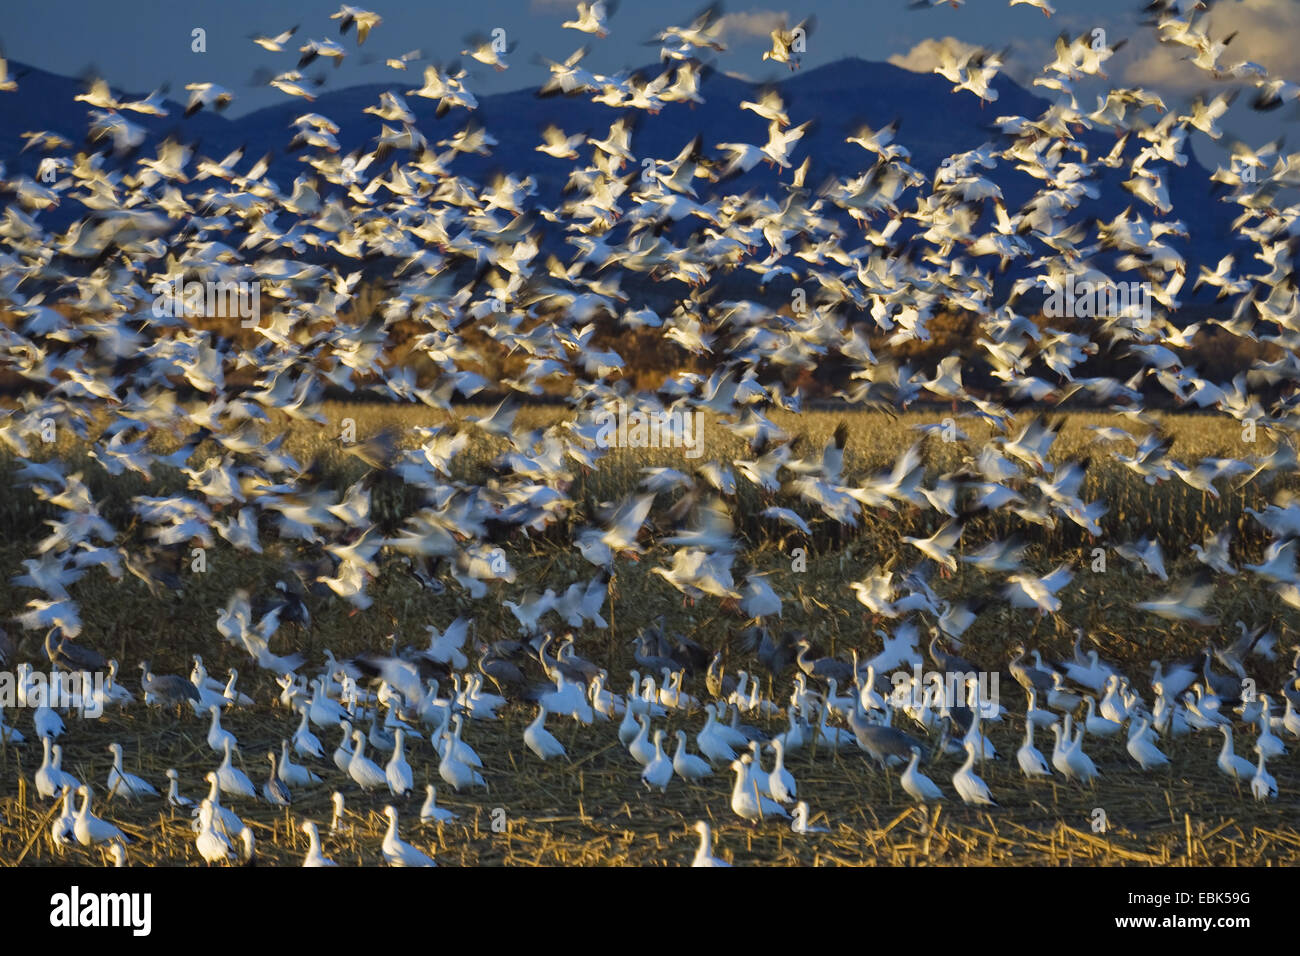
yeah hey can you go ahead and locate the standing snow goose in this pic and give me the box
[1217,725,1255,781]
[199,773,245,836]
[386,728,414,796]
[902,746,945,803]
[628,716,656,766]
[207,705,238,755]
[1250,746,1277,801]
[1017,720,1052,778]
[1083,696,1123,737]
[642,730,674,792]
[194,800,234,864]
[278,740,321,787]
[382,806,436,866]
[767,738,797,802]
[691,820,731,867]
[524,705,566,761]
[262,752,292,807]
[165,769,193,810]
[952,740,997,806]
[1253,699,1286,758]
[420,784,457,824]
[36,737,79,799]
[215,739,258,800]
[730,756,789,823]
[51,786,76,850]
[672,730,712,783]
[301,821,338,867]
[1126,717,1169,770]
[106,743,158,800]
[347,729,388,791]
[438,731,486,791]
[333,721,354,773]
[74,786,130,846]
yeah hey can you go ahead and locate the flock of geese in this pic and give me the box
[1,0,1299,865]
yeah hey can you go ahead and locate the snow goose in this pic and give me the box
[382,806,436,866]
[1017,720,1052,778]
[386,728,414,796]
[262,752,292,807]
[199,773,244,836]
[194,799,234,864]
[166,769,193,810]
[642,730,674,792]
[524,705,566,761]
[628,716,656,766]
[952,740,997,806]
[51,786,76,850]
[1126,717,1169,770]
[106,743,158,800]
[292,706,324,759]
[672,730,712,783]
[617,703,640,747]
[215,739,257,800]
[1083,696,1123,737]
[301,821,338,867]
[333,721,354,773]
[767,738,796,802]
[33,704,64,741]
[206,705,238,755]
[420,784,457,824]
[36,737,79,799]
[347,730,388,791]
[1253,700,1286,758]
[438,731,486,791]
[278,740,321,787]
[330,791,350,835]
[73,786,130,846]
[1217,725,1254,781]
[729,756,789,823]
[691,821,731,867]
[1250,746,1277,801]
[901,747,944,803]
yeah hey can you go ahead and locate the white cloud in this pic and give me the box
[887,36,982,74]
[718,11,788,42]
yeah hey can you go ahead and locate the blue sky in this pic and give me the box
[4,0,1297,160]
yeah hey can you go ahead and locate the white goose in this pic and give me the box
[301,820,338,867]
[952,740,997,806]
[1250,746,1277,801]
[36,737,79,799]
[729,756,789,822]
[165,769,193,809]
[697,704,738,764]
[74,786,130,846]
[292,705,324,759]
[420,784,457,824]
[901,746,944,803]
[382,806,436,866]
[206,705,237,755]
[691,820,731,867]
[1016,720,1052,778]
[386,728,414,796]
[278,739,321,787]
[438,731,486,791]
[767,738,797,802]
[641,729,674,792]
[106,743,159,800]
[347,729,388,791]
[1125,717,1169,770]
[215,739,257,800]
[1217,725,1254,781]
[524,705,566,761]
[194,799,234,864]
[672,730,712,783]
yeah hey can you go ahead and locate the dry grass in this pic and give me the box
[0,407,1297,866]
